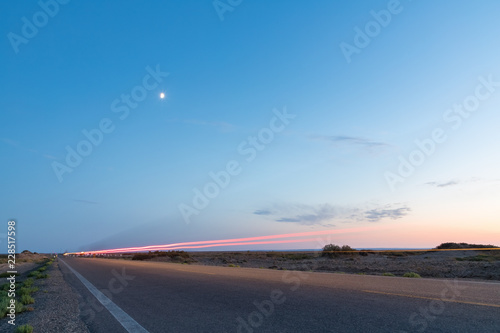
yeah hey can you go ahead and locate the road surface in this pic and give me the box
[59,257,500,332]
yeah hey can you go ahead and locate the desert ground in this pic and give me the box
[111,247,500,281]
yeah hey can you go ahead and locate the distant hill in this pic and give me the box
[436,242,499,249]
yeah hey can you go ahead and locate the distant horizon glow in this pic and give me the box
[66,226,387,255]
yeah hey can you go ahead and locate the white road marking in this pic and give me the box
[60,258,149,333]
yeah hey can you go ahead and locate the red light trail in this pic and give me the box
[65,226,384,255]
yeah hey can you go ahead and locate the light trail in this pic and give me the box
[65,226,383,255]
[127,238,319,251]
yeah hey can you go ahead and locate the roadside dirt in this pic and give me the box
[0,257,89,333]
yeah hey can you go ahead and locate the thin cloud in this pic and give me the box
[1,138,20,147]
[426,178,500,188]
[311,135,391,149]
[425,180,459,188]
[43,154,59,160]
[364,206,411,222]
[253,209,272,215]
[275,205,336,226]
[256,202,410,226]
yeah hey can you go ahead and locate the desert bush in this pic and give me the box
[403,272,421,278]
[322,244,355,258]
[165,251,190,259]
[0,297,8,318]
[0,272,19,278]
[131,254,153,260]
[382,272,395,276]
[20,294,34,305]
[18,287,38,296]
[23,278,34,287]
[15,324,34,333]
[28,271,40,278]
[341,245,355,252]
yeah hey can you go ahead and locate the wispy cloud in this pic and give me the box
[275,204,338,226]
[1,137,20,147]
[254,202,410,226]
[364,206,411,222]
[311,135,391,149]
[2,138,60,160]
[253,209,272,215]
[426,178,500,188]
[43,154,59,160]
[425,180,459,188]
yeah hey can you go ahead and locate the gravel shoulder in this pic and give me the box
[0,258,89,333]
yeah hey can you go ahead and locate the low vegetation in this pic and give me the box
[0,257,53,319]
[436,242,499,249]
[15,324,34,333]
[322,244,356,258]
[403,272,421,278]
[132,250,191,261]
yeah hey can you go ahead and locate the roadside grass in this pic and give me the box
[23,278,34,287]
[20,294,34,305]
[19,286,38,296]
[27,271,39,278]
[15,324,34,333]
[0,272,20,278]
[0,298,9,317]
[0,259,52,318]
[0,277,37,318]
[403,272,422,278]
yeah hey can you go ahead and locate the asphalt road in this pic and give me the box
[58,257,500,333]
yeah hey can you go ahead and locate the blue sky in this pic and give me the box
[1,0,499,253]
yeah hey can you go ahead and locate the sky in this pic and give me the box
[1,0,499,253]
